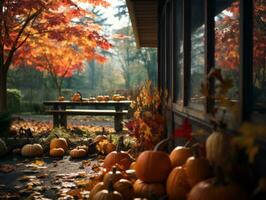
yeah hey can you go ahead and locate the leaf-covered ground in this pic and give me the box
[0,116,135,200]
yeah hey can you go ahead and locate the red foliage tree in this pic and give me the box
[0,0,111,112]
[215,0,266,78]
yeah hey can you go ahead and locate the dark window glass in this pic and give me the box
[189,0,205,110]
[174,0,184,104]
[253,0,266,110]
[215,0,240,101]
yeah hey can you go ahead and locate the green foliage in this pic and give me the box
[7,89,22,113]
[20,101,44,114]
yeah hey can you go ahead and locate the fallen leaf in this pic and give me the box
[0,164,16,173]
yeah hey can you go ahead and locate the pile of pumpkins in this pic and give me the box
[94,130,247,200]
[19,134,117,159]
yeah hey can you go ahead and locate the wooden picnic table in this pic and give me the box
[43,100,132,132]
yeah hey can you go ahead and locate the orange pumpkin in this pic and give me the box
[90,182,106,199]
[70,148,87,158]
[103,167,123,187]
[50,137,68,151]
[58,96,65,101]
[169,146,193,167]
[114,179,134,200]
[184,145,211,187]
[103,138,132,171]
[93,187,123,200]
[133,179,166,199]
[103,95,110,101]
[187,178,248,200]
[135,139,172,183]
[21,144,43,157]
[96,95,104,101]
[166,167,190,200]
[71,92,82,101]
[50,148,65,157]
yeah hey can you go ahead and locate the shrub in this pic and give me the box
[7,89,22,113]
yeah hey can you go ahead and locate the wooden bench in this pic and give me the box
[43,100,132,132]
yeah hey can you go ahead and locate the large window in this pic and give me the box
[253,0,266,110]
[158,0,265,123]
[215,0,240,101]
[189,0,205,110]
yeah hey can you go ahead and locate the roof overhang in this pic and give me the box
[126,0,157,48]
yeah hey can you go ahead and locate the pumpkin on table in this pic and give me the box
[133,179,166,199]
[114,179,134,200]
[169,146,193,167]
[71,92,82,101]
[50,136,68,151]
[166,167,190,200]
[96,95,104,101]
[184,144,211,187]
[58,96,65,101]
[21,144,43,157]
[103,95,110,101]
[50,147,65,157]
[0,138,8,157]
[135,138,172,183]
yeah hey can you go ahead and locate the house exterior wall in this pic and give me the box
[157,0,265,139]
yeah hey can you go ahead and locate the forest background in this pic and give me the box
[6,0,157,114]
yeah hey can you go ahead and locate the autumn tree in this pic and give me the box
[0,0,111,112]
[215,0,266,85]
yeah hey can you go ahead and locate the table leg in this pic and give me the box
[53,114,60,127]
[53,105,59,127]
[114,114,123,132]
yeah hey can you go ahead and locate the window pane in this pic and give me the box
[253,0,266,110]
[189,0,205,110]
[175,0,184,104]
[215,0,240,101]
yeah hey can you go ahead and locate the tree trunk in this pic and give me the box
[0,69,7,112]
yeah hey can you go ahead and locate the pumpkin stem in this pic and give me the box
[112,166,117,174]
[154,137,171,151]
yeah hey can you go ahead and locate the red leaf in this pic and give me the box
[173,118,192,140]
